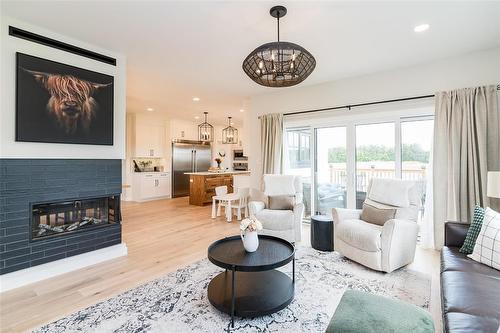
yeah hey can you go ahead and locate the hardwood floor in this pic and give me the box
[0,197,442,333]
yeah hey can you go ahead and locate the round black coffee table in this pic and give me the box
[207,235,295,327]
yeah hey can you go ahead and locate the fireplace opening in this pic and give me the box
[31,195,121,241]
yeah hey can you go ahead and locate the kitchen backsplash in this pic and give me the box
[133,158,165,172]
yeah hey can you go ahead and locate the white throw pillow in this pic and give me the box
[468,207,500,270]
[368,179,414,207]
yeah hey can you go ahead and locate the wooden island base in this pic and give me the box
[187,172,250,206]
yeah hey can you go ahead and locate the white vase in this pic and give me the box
[241,230,259,252]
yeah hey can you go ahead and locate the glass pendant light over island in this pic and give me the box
[222,117,238,144]
[198,111,214,142]
[242,5,316,88]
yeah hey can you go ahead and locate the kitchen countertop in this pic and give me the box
[133,171,170,173]
[184,171,250,176]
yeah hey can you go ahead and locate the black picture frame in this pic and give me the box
[16,52,114,145]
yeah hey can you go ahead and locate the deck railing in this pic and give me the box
[329,165,427,192]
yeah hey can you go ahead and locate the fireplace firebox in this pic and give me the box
[31,195,121,241]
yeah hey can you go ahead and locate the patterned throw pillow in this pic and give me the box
[459,205,485,254]
[468,207,500,270]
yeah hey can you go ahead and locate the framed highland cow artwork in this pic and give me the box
[16,52,114,145]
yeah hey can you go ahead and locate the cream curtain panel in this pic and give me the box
[260,113,284,175]
[433,85,500,249]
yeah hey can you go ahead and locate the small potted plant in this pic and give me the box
[240,217,263,252]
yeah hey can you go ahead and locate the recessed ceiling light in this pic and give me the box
[192,97,200,102]
[414,24,430,33]
[146,107,154,112]
[240,109,245,112]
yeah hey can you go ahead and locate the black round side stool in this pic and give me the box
[310,215,334,251]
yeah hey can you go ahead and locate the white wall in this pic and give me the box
[0,16,126,159]
[247,47,500,187]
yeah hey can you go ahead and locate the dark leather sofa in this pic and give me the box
[441,222,500,332]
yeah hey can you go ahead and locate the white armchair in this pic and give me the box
[248,175,304,243]
[333,178,421,273]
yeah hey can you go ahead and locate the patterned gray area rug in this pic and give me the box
[33,246,431,333]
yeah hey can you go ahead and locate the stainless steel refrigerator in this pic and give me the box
[172,139,212,197]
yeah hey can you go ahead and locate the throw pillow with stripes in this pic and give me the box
[468,207,500,270]
[459,205,485,254]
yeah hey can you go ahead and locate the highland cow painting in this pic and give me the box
[16,53,114,145]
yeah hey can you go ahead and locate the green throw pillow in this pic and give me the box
[459,205,485,254]
[326,290,434,333]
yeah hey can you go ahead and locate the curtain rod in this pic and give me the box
[278,85,500,117]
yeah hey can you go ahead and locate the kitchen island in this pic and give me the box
[185,171,250,206]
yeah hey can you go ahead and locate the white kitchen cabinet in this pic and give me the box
[133,172,171,201]
[170,119,199,141]
[131,115,166,158]
[139,173,157,200]
[155,173,170,197]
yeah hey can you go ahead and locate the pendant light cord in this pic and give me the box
[277,15,280,42]
[277,14,281,70]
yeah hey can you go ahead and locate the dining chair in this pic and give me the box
[212,185,229,219]
[212,186,250,222]
[229,187,250,221]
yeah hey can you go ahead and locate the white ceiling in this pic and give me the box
[2,1,500,125]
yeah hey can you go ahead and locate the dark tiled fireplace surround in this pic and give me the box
[0,159,122,275]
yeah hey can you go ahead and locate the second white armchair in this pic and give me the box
[332,178,421,273]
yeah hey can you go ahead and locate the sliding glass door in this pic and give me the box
[401,119,434,220]
[283,101,435,224]
[285,115,434,220]
[285,128,312,219]
[355,122,396,208]
[315,127,347,215]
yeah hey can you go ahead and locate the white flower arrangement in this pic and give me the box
[240,217,263,233]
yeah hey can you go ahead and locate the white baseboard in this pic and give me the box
[0,243,128,293]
